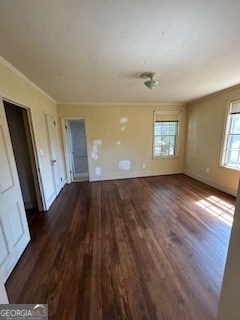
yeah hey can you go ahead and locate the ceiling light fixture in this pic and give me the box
[140,72,159,89]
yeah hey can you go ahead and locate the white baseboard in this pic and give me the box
[184,170,237,196]
[89,170,183,182]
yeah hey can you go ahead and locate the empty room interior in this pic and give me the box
[1,1,240,319]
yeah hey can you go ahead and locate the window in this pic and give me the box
[153,111,180,158]
[221,100,240,169]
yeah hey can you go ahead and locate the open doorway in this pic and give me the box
[3,100,45,219]
[63,119,89,182]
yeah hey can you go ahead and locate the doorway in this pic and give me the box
[3,100,45,213]
[64,119,89,182]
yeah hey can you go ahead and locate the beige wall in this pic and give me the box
[57,103,187,181]
[185,86,240,196]
[0,58,63,209]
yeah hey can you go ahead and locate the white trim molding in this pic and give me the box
[0,56,56,103]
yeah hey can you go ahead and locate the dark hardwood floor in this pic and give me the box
[6,174,235,320]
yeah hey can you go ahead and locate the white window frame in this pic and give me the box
[221,100,240,170]
[153,111,181,159]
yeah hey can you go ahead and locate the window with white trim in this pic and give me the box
[153,111,180,158]
[221,100,240,169]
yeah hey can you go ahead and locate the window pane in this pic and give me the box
[153,119,179,157]
[225,149,240,167]
[161,123,169,135]
[154,123,162,135]
[154,135,176,156]
[169,122,177,134]
[154,146,161,156]
[154,136,162,146]
[222,104,240,170]
[169,136,176,155]
[231,114,240,134]
[162,136,170,155]
[227,134,240,150]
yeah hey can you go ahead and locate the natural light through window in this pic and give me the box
[153,111,180,158]
[196,195,235,226]
[221,100,240,169]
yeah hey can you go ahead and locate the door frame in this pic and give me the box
[3,97,46,211]
[61,117,90,183]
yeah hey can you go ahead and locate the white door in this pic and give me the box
[0,99,30,282]
[45,114,62,195]
[0,273,8,303]
[69,120,88,180]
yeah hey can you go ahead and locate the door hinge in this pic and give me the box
[65,125,67,130]
[54,121,56,126]
[70,170,72,174]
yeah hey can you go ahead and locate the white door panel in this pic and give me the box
[0,273,8,303]
[0,99,30,282]
[0,223,8,267]
[45,114,62,196]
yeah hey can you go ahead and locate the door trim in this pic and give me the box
[0,97,31,285]
[61,117,90,183]
[2,97,46,211]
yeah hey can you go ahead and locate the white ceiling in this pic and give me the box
[1,0,240,104]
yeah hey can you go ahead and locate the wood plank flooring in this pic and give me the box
[6,174,235,320]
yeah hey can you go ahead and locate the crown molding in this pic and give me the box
[0,56,56,104]
[187,83,240,105]
[57,101,186,107]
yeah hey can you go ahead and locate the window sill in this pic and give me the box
[153,155,179,159]
[220,164,240,172]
